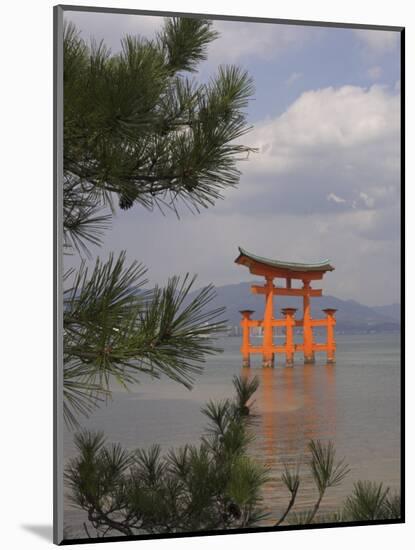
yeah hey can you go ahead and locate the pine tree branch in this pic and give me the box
[275,463,301,526]
[63,253,226,427]
[63,18,256,250]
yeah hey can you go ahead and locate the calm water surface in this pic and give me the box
[64,333,401,536]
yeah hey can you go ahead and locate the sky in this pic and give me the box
[63,10,402,307]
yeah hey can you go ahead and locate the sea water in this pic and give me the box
[63,333,401,535]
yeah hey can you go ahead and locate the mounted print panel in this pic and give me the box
[54,5,404,545]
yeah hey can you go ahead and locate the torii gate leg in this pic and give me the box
[282,307,296,366]
[323,308,337,364]
[303,280,315,364]
[263,277,275,367]
[240,310,254,367]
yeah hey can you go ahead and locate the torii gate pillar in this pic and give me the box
[263,277,275,367]
[302,280,315,364]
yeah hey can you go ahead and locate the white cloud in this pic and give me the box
[327,193,346,204]
[326,191,376,211]
[353,29,399,54]
[359,192,375,208]
[243,84,400,176]
[206,21,315,63]
[216,83,401,264]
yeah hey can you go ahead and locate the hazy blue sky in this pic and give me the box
[64,10,401,306]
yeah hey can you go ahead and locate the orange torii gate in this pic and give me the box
[235,247,337,367]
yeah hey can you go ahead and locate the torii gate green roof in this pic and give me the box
[235,247,334,273]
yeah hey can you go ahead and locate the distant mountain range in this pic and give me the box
[187,282,401,333]
[371,303,401,322]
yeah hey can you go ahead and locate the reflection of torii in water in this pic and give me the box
[235,247,337,367]
[242,364,337,523]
